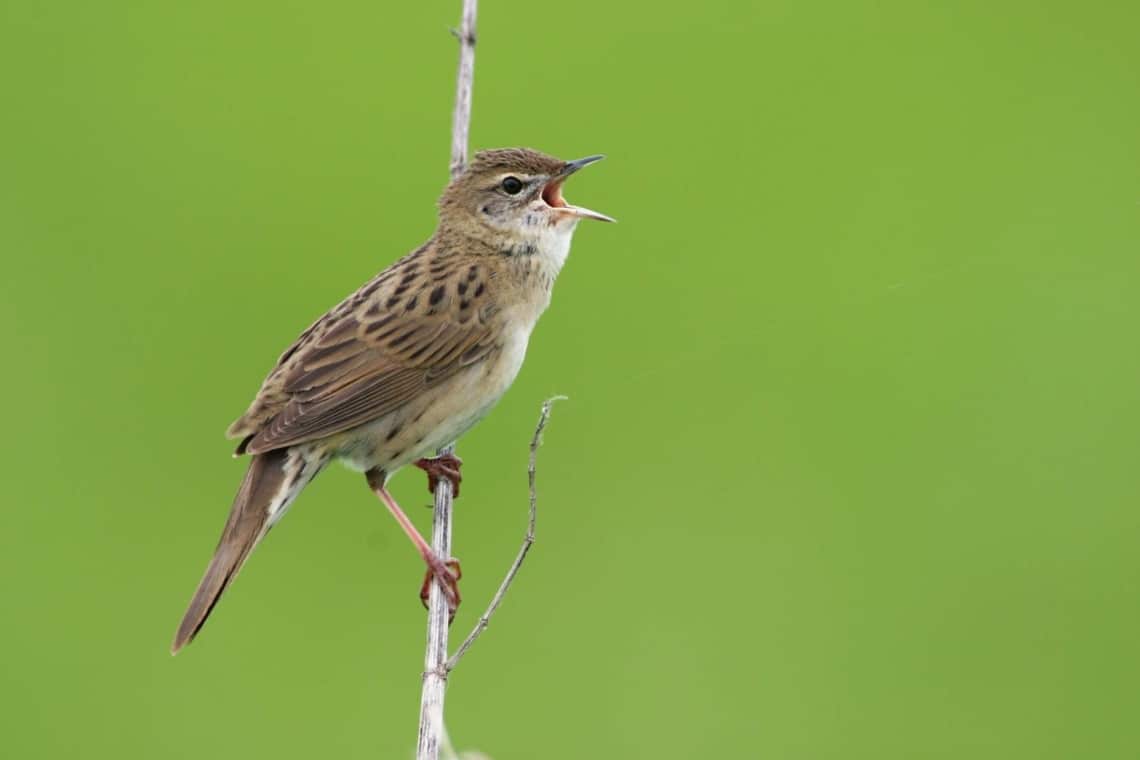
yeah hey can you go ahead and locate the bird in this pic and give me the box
[171,148,613,654]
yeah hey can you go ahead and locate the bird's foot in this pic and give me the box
[415,453,463,498]
[420,556,462,622]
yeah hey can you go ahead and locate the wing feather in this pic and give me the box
[232,250,500,455]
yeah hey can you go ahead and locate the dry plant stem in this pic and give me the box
[418,395,562,759]
[448,0,477,181]
[418,2,477,759]
[416,448,455,760]
[446,396,564,672]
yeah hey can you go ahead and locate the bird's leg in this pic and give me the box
[414,453,463,498]
[366,469,461,620]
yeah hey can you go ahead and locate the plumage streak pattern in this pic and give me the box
[228,244,499,454]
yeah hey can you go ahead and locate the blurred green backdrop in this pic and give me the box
[1,1,1137,758]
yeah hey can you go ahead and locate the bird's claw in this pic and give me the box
[415,453,463,498]
[420,556,462,622]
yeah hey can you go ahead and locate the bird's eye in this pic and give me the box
[501,176,523,195]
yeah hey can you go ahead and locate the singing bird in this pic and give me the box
[172,148,612,653]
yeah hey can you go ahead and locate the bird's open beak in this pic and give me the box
[542,155,616,223]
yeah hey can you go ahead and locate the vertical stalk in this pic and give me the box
[417,2,476,758]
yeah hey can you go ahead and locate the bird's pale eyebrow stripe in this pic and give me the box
[491,173,536,185]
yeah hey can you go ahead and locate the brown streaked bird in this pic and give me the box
[171,148,612,654]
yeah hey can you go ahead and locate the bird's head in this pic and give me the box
[439,148,614,245]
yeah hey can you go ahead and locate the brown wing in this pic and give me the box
[228,247,500,455]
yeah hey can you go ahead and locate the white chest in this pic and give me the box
[534,219,576,276]
[403,326,531,461]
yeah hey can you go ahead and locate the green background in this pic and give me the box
[1,1,1137,757]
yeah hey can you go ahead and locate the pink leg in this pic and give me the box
[366,469,461,617]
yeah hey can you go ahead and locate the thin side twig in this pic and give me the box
[446,396,566,672]
[417,2,477,759]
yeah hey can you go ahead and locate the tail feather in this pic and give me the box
[172,449,297,654]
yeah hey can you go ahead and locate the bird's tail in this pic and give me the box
[171,448,318,654]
